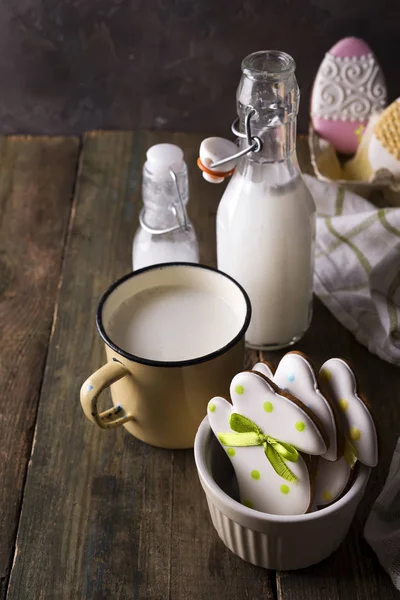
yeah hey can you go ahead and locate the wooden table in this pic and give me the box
[1,131,399,600]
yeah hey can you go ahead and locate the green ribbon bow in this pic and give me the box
[343,437,358,469]
[218,413,299,483]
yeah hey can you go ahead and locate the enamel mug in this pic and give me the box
[80,263,251,449]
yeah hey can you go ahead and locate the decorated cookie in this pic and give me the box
[311,37,387,155]
[252,361,274,379]
[342,112,380,181]
[368,98,400,178]
[272,352,342,461]
[207,370,327,515]
[313,456,351,508]
[320,359,378,467]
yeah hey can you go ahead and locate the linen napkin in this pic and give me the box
[304,175,400,366]
[364,438,400,590]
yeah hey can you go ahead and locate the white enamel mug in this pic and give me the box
[80,263,251,449]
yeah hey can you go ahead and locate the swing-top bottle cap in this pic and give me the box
[198,137,238,183]
[145,143,185,176]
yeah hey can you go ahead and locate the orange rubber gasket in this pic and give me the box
[197,157,235,178]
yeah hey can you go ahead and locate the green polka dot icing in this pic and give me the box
[208,403,216,412]
[320,368,332,382]
[227,447,236,457]
[295,421,305,432]
[243,499,253,508]
[350,427,361,441]
[287,373,295,382]
[207,368,327,514]
[322,490,332,502]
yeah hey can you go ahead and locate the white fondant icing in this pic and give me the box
[252,362,274,379]
[207,393,312,515]
[319,358,378,467]
[314,456,351,507]
[311,52,386,122]
[230,372,327,456]
[272,353,339,461]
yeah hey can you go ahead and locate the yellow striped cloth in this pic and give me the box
[305,175,400,366]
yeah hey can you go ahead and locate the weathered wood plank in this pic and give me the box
[9,130,398,600]
[0,135,79,599]
[6,131,271,600]
[261,297,400,599]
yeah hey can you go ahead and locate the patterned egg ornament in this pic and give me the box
[368,98,400,178]
[311,37,387,155]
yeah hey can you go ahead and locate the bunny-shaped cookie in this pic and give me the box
[208,370,327,515]
[311,358,378,509]
[320,358,378,468]
[254,354,351,508]
[252,361,274,379]
[272,352,343,461]
[313,456,351,507]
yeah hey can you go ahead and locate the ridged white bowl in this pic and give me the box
[194,416,370,570]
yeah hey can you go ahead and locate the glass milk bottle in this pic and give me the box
[216,51,315,349]
[133,144,199,270]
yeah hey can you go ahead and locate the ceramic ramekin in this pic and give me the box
[194,416,370,570]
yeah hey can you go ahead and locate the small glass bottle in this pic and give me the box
[133,144,199,270]
[216,51,316,350]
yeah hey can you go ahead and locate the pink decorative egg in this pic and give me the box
[311,37,387,155]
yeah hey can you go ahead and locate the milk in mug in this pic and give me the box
[108,285,243,362]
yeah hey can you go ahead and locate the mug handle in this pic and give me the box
[80,361,134,429]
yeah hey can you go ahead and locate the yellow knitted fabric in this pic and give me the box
[373,101,400,160]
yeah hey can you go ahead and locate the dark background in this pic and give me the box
[1,0,399,135]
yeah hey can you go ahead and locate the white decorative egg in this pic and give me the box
[368,98,400,178]
[311,37,387,155]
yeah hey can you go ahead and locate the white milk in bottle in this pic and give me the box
[216,51,316,349]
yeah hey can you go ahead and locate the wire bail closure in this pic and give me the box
[139,168,190,235]
[210,108,263,169]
